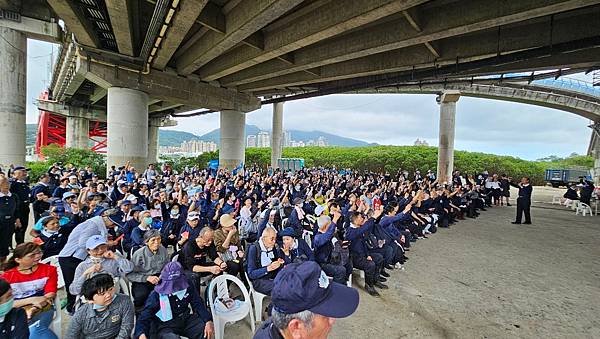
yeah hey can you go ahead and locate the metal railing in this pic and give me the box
[532,77,600,97]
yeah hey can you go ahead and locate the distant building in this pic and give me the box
[283,130,292,147]
[316,136,327,147]
[247,135,257,147]
[257,131,270,147]
[414,138,429,146]
[181,140,217,154]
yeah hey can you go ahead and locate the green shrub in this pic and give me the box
[28,145,592,186]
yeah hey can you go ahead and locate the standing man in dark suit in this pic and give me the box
[510,177,532,224]
[9,166,30,245]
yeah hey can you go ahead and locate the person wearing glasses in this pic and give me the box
[0,242,58,339]
[65,273,134,339]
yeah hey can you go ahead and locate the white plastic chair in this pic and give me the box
[551,195,562,204]
[575,202,594,216]
[48,294,62,338]
[40,255,65,289]
[244,271,268,323]
[302,230,313,248]
[352,268,365,287]
[208,274,255,339]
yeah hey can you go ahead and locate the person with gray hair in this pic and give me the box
[253,261,359,339]
[247,227,284,295]
[312,212,352,285]
[126,229,169,312]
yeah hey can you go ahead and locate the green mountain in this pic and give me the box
[26,123,372,147]
[195,124,371,147]
[159,130,200,147]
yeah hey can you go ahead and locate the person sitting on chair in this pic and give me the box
[134,262,214,339]
[69,235,134,296]
[126,230,169,313]
[246,227,284,296]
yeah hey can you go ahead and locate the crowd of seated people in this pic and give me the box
[0,161,511,338]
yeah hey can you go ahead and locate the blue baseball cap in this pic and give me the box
[86,234,107,250]
[278,227,296,238]
[271,261,359,318]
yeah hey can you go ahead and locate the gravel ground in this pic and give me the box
[57,186,600,339]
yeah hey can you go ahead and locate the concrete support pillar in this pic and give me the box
[271,102,284,168]
[147,122,159,166]
[66,116,89,149]
[0,27,27,168]
[594,148,600,186]
[107,87,148,172]
[219,110,245,171]
[436,91,461,184]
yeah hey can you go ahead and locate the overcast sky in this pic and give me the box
[28,40,595,161]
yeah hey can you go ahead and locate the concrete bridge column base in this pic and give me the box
[0,27,27,168]
[66,116,89,149]
[437,91,461,185]
[271,102,284,168]
[219,110,245,171]
[107,87,148,174]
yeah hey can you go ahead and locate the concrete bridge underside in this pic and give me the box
[359,82,600,122]
[2,0,600,174]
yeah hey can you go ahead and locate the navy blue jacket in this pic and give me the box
[246,242,282,281]
[134,283,212,338]
[379,213,410,239]
[278,238,314,264]
[345,218,376,257]
[312,221,337,264]
[0,308,28,339]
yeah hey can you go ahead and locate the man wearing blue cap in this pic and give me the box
[253,261,359,339]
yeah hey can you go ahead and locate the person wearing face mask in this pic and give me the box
[69,235,134,296]
[130,211,153,254]
[66,273,134,339]
[58,209,125,314]
[177,211,201,247]
[161,204,185,250]
[0,277,29,339]
[1,242,58,339]
[33,216,69,259]
[120,205,144,257]
[127,230,169,313]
